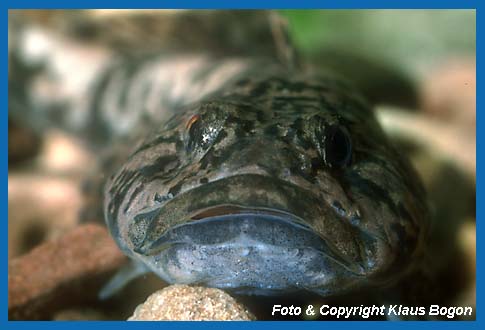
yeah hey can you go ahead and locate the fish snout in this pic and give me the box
[216,137,314,180]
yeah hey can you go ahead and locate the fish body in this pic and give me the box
[9,10,431,301]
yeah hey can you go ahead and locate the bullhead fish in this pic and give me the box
[9,10,432,309]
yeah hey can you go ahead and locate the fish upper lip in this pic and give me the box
[189,204,310,226]
[159,173,327,225]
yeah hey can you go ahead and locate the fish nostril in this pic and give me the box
[332,201,347,217]
[282,168,291,177]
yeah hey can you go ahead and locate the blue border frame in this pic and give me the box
[2,0,480,9]
[3,0,479,328]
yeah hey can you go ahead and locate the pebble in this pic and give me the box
[129,285,255,321]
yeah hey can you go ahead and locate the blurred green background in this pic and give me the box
[280,10,475,80]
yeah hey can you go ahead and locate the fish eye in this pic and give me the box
[323,125,352,168]
[186,113,223,152]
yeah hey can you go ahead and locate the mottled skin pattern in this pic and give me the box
[105,69,429,296]
[9,10,431,304]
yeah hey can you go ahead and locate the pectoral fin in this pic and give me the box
[98,259,150,300]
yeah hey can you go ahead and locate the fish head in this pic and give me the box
[105,75,429,296]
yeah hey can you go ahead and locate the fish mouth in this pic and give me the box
[138,204,365,295]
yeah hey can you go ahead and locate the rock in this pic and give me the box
[8,129,98,257]
[129,285,255,321]
[420,58,476,130]
[37,130,95,175]
[8,174,84,258]
[376,106,476,179]
[8,117,41,166]
[453,221,476,320]
[8,224,127,320]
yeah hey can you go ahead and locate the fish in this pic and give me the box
[9,10,431,305]
[102,68,430,296]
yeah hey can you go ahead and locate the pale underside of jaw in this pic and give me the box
[139,210,364,295]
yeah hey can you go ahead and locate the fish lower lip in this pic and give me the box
[137,212,364,290]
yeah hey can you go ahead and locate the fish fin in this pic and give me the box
[98,260,150,300]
